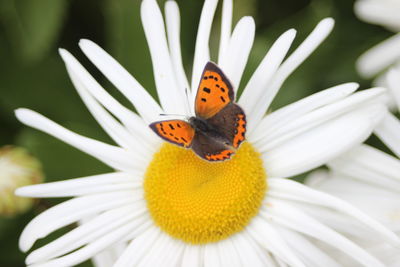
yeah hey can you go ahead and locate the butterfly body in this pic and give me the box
[149,62,246,161]
[188,116,231,146]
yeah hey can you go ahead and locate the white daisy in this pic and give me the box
[15,0,399,266]
[355,0,400,78]
[306,67,400,266]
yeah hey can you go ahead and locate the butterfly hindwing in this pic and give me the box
[207,103,246,148]
[149,120,195,147]
[195,62,235,119]
[191,131,235,161]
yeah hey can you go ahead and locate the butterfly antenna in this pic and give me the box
[159,113,187,117]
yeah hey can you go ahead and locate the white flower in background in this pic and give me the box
[355,0,400,79]
[0,146,43,216]
[306,67,400,266]
[14,0,399,266]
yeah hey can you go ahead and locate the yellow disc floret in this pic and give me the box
[144,142,266,244]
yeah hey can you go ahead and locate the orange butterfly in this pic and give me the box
[149,62,246,161]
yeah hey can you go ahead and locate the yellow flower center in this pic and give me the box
[144,142,267,244]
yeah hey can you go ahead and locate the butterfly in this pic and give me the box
[149,61,246,162]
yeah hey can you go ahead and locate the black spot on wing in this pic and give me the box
[203,87,211,93]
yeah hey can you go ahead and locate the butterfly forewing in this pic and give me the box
[195,62,235,119]
[150,120,195,147]
[207,103,246,149]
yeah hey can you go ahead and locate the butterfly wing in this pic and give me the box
[191,131,235,161]
[195,62,235,119]
[149,120,195,147]
[207,103,246,148]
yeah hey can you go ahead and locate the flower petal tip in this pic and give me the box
[241,16,255,24]
[78,38,92,48]
[14,187,25,197]
[320,17,335,27]
[25,254,36,265]
[14,108,31,123]
[286,28,297,37]
[58,48,71,62]
[19,239,31,253]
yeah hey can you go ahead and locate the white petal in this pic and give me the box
[137,234,170,267]
[243,232,281,266]
[231,233,266,267]
[356,33,400,78]
[249,18,334,126]
[113,227,161,267]
[354,0,400,31]
[16,172,143,198]
[263,104,386,178]
[204,243,221,267]
[141,0,187,115]
[220,16,255,91]
[303,169,330,187]
[191,0,218,95]
[181,245,202,267]
[247,217,306,267]
[58,48,157,150]
[274,226,341,267]
[374,112,400,157]
[387,68,400,112]
[239,29,297,129]
[293,202,373,241]
[119,214,153,243]
[256,88,385,152]
[263,199,386,267]
[217,238,242,267]
[165,1,192,115]
[91,242,126,267]
[249,82,358,142]
[218,0,232,64]
[15,109,142,172]
[26,204,146,264]
[268,178,400,245]
[78,39,162,123]
[328,144,400,191]
[28,216,138,267]
[162,239,185,267]
[309,175,400,231]
[65,63,150,160]
[19,191,138,252]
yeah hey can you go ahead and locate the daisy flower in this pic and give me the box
[355,0,400,78]
[305,67,400,266]
[15,0,399,266]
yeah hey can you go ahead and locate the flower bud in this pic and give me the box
[0,146,44,216]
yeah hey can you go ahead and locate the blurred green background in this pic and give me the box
[0,0,392,266]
